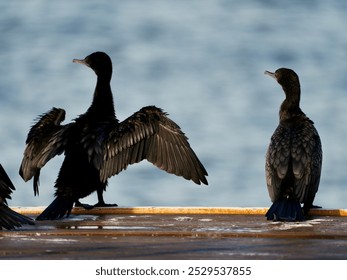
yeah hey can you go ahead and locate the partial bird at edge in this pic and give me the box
[0,164,34,230]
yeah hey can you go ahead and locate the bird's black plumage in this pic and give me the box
[19,51,208,220]
[264,68,322,221]
[0,164,34,230]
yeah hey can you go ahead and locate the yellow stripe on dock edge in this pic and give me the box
[10,206,347,216]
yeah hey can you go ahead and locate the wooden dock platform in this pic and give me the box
[1,207,347,259]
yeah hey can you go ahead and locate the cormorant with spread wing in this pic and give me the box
[0,164,34,229]
[264,68,322,221]
[19,51,208,220]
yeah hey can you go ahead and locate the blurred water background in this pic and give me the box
[1,0,347,209]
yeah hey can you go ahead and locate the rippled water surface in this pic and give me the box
[1,1,347,209]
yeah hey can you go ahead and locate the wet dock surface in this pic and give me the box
[1,207,347,259]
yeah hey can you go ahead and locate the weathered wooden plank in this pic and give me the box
[1,209,347,259]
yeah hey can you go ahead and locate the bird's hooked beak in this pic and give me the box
[72,58,90,68]
[264,70,276,79]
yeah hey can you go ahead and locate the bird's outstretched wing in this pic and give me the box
[100,106,208,185]
[0,164,34,230]
[19,107,71,195]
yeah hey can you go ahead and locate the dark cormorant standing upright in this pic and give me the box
[19,51,208,220]
[264,68,322,221]
[0,164,34,230]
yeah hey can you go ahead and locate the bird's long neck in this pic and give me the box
[87,75,116,121]
[279,83,302,122]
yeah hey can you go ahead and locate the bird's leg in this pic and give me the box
[93,189,118,207]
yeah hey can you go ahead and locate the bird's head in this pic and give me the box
[264,68,300,90]
[73,51,112,78]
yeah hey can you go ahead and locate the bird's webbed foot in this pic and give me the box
[74,200,95,210]
[93,202,118,208]
[74,200,118,210]
[95,189,118,207]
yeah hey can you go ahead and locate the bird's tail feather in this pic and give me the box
[36,197,74,220]
[266,199,305,221]
[0,204,34,230]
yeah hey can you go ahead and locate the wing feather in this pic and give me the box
[100,106,208,185]
[19,108,70,195]
[266,125,291,201]
[291,123,322,203]
[266,119,322,204]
